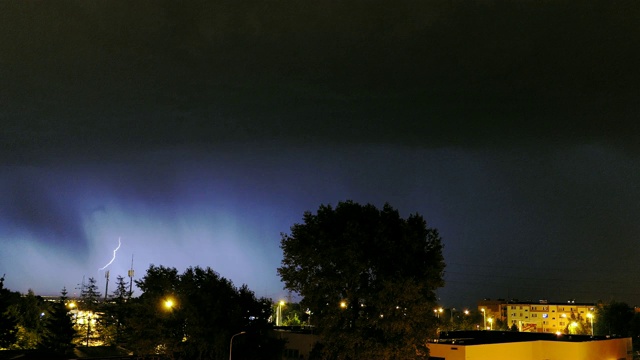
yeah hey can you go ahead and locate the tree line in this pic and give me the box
[6,201,640,359]
[0,268,283,359]
[3,201,448,359]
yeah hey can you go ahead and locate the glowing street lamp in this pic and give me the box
[276,300,285,326]
[434,307,443,319]
[570,321,578,334]
[164,299,174,310]
[481,308,486,329]
[488,317,493,330]
[586,313,594,336]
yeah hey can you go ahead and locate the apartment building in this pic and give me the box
[478,299,595,334]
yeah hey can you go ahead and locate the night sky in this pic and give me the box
[1,1,639,309]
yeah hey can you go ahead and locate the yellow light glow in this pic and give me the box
[340,301,347,308]
[279,300,285,306]
[164,299,174,309]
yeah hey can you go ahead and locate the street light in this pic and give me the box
[340,301,347,309]
[67,302,77,324]
[488,317,493,330]
[164,299,174,309]
[570,321,578,334]
[587,313,594,336]
[433,307,443,319]
[276,300,285,326]
[305,308,312,326]
[481,308,486,330]
[229,331,246,360]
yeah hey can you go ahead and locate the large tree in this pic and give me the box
[278,201,445,359]
[39,287,77,355]
[0,275,19,349]
[595,301,633,337]
[129,264,281,360]
[99,275,132,346]
[8,289,49,349]
[79,277,102,347]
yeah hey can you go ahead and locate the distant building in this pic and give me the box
[271,326,319,360]
[478,299,595,333]
[428,330,632,360]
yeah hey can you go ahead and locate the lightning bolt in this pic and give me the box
[99,237,121,271]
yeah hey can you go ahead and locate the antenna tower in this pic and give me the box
[127,254,134,298]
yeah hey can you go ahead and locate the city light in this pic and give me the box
[164,298,175,310]
[276,300,286,326]
[587,313,594,336]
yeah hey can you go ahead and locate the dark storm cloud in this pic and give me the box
[1,0,638,164]
[1,0,639,306]
[0,170,88,252]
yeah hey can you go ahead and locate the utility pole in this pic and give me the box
[127,254,134,298]
[104,270,110,301]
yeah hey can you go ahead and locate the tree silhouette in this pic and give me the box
[278,201,445,359]
[128,264,282,360]
[0,275,19,349]
[39,287,77,355]
[79,277,101,346]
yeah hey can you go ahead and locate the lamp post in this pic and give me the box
[305,308,312,326]
[587,313,594,336]
[229,331,246,360]
[86,311,91,347]
[481,308,486,330]
[433,307,443,319]
[488,317,493,330]
[276,300,285,326]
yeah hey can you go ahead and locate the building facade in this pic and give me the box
[478,299,595,334]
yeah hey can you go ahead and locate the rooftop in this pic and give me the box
[433,331,622,346]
